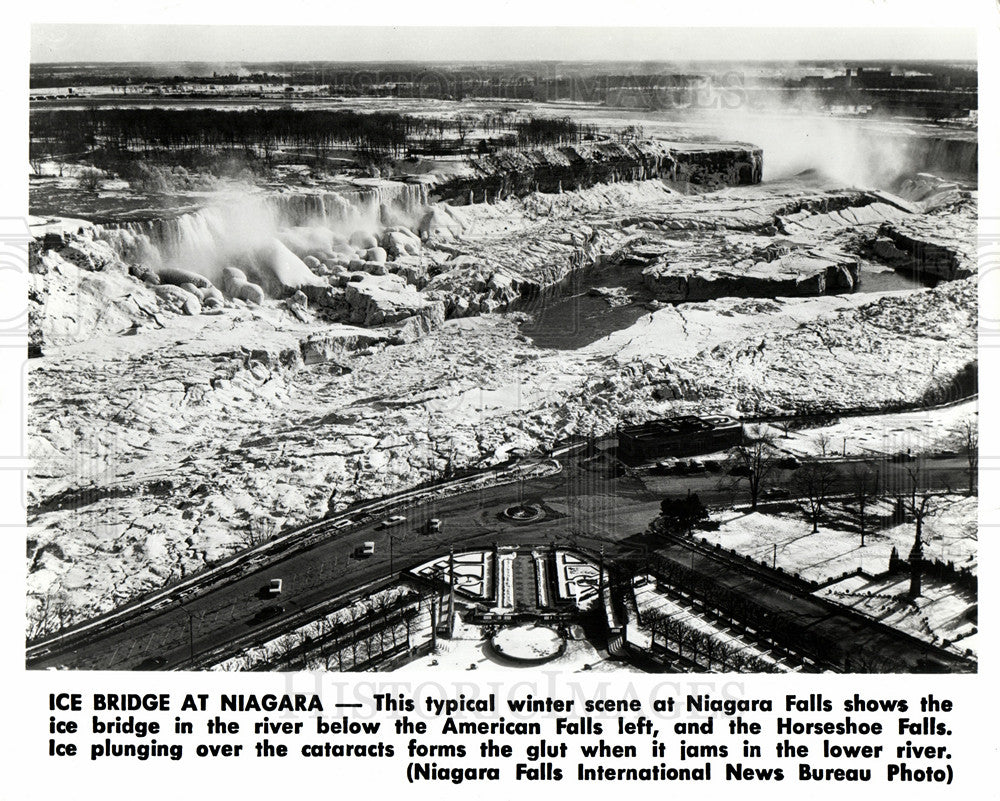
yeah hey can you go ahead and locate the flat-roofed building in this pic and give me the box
[617,414,742,459]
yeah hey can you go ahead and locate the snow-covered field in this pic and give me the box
[816,574,976,657]
[703,495,977,582]
[763,401,977,459]
[697,496,977,652]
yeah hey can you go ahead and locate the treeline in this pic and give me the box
[515,116,590,147]
[30,73,284,89]
[31,108,426,160]
[30,107,592,165]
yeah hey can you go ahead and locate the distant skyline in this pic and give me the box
[31,25,977,65]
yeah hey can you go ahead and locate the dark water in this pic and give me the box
[858,266,934,293]
[518,266,652,350]
[520,291,651,350]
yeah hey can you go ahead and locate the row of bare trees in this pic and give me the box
[728,419,977,544]
[644,609,783,672]
[32,108,427,160]
[221,590,426,672]
[640,554,903,672]
[646,555,830,665]
[32,107,595,167]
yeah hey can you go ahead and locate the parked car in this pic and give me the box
[380,515,407,529]
[250,605,285,625]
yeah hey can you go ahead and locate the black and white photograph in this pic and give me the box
[23,22,980,677]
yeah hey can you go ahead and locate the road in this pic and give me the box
[27,450,973,672]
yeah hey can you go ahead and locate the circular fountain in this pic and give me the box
[490,624,566,664]
[502,503,543,523]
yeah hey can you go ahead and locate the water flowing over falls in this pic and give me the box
[915,136,978,177]
[95,181,430,284]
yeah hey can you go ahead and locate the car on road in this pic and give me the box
[266,578,283,596]
[249,605,285,625]
[135,656,167,670]
[425,518,442,533]
[354,541,376,558]
[761,487,791,500]
[380,515,407,529]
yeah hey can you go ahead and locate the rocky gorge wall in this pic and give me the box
[427,139,764,204]
[873,219,975,281]
[642,250,861,303]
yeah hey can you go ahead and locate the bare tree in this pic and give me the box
[454,115,474,147]
[715,640,735,671]
[372,596,389,651]
[645,609,662,651]
[77,167,103,193]
[814,432,833,458]
[27,591,63,640]
[275,633,300,667]
[849,462,879,547]
[905,465,935,517]
[793,461,837,533]
[701,635,721,671]
[666,618,688,659]
[960,417,978,495]
[239,514,277,548]
[729,426,780,511]
[345,605,362,667]
[401,603,418,648]
[903,465,936,598]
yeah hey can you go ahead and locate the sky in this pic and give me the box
[31,25,977,65]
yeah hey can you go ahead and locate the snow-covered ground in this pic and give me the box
[397,611,633,673]
[27,177,978,631]
[816,573,976,657]
[632,579,794,671]
[703,495,977,583]
[763,401,977,458]
[696,496,977,653]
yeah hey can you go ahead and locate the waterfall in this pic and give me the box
[920,137,977,176]
[95,181,430,277]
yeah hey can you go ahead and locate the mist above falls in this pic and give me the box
[704,106,976,189]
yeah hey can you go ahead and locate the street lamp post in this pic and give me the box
[179,605,195,664]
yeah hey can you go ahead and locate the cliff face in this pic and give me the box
[874,219,975,281]
[642,250,861,303]
[428,140,763,204]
